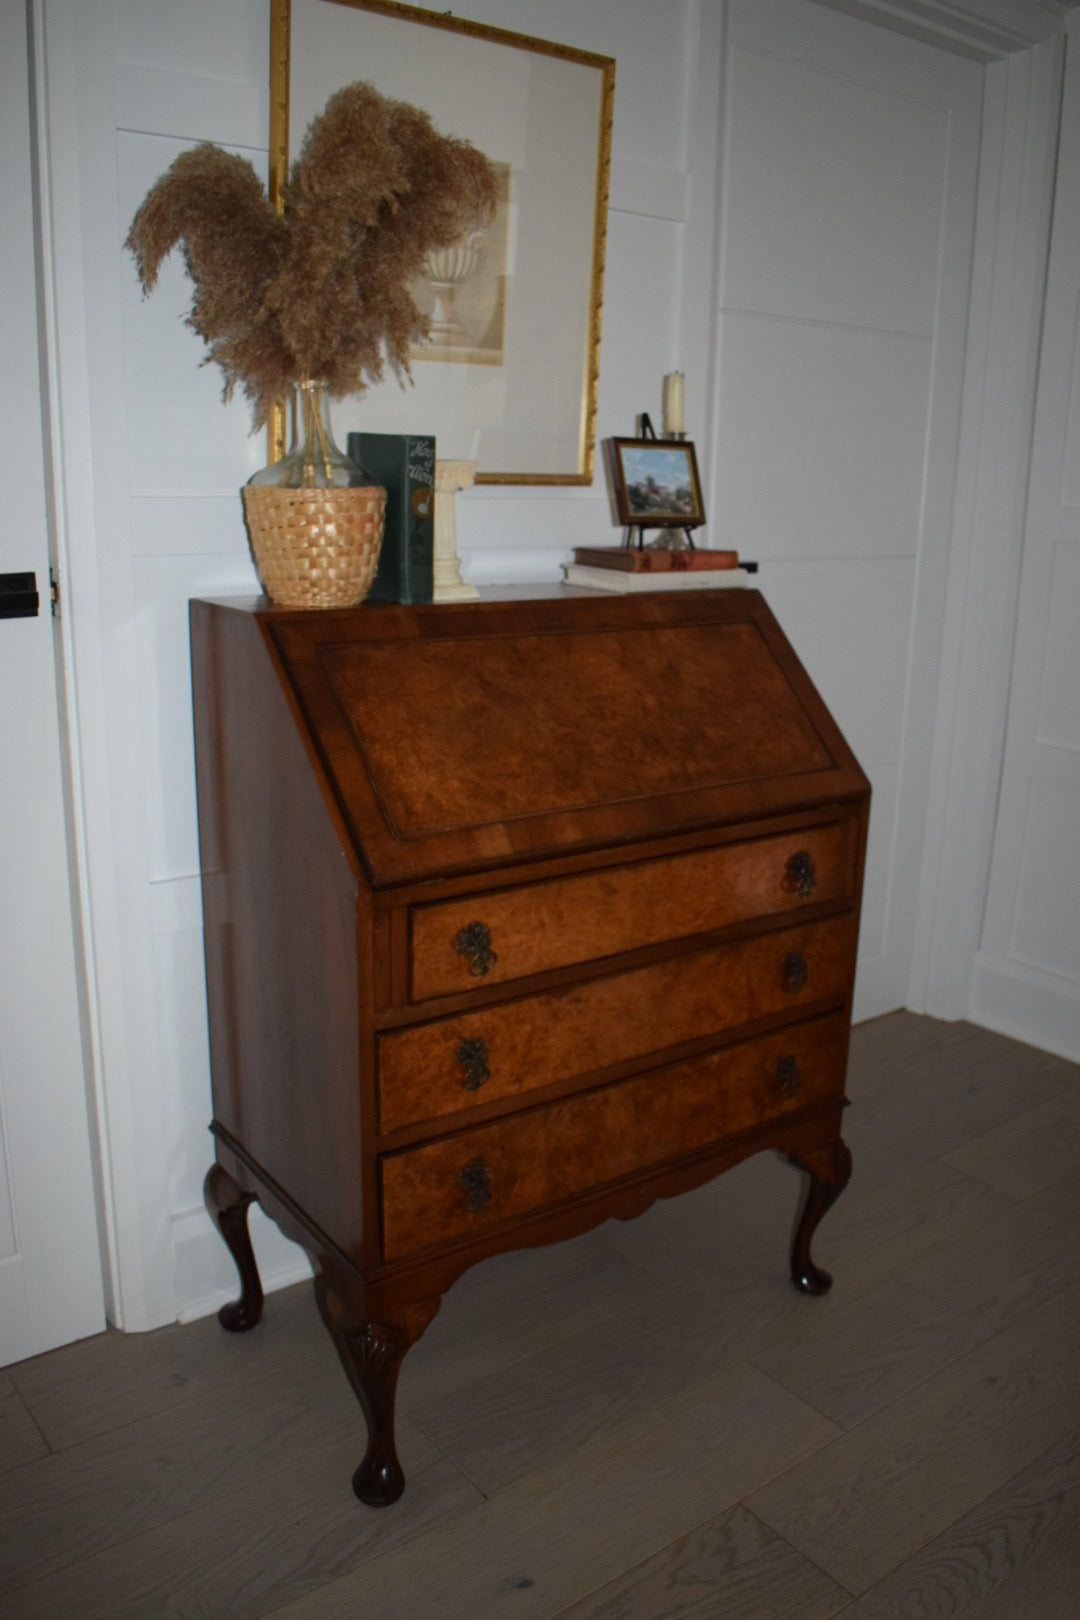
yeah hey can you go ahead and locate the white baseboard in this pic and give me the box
[970,952,1080,1063]
[172,1204,312,1326]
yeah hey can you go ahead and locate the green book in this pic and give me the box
[348,432,435,604]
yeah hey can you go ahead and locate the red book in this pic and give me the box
[573,546,739,574]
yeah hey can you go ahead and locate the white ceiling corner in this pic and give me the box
[809,0,1078,60]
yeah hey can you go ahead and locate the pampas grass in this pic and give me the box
[125,82,498,426]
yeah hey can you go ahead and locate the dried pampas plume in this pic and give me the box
[125,81,499,427]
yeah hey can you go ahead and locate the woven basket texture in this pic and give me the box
[242,484,387,609]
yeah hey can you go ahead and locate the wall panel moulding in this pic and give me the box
[812,0,1078,61]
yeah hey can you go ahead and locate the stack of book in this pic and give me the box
[564,547,751,593]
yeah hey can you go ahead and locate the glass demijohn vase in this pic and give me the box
[250,380,367,490]
[242,380,386,609]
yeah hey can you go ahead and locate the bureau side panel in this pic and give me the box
[191,601,368,1264]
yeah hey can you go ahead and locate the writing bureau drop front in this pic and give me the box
[191,586,869,1506]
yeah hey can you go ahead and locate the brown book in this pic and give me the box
[573,546,739,573]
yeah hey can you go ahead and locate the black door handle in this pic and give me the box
[0,573,39,619]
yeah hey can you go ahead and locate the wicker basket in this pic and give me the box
[242,483,387,609]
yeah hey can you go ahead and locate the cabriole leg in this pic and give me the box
[315,1276,440,1507]
[788,1138,852,1296]
[204,1162,264,1332]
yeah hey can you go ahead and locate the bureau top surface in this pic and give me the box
[193,588,869,887]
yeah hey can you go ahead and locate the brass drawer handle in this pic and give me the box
[782,951,808,994]
[776,1055,801,1099]
[459,1158,493,1213]
[453,921,497,978]
[457,1037,491,1092]
[785,851,817,900]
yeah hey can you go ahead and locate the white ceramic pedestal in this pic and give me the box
[433,458,480,603]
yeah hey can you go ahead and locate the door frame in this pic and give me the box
[0,0,105,1365]
[910,36,1066,1021]
[33,0,177,1333]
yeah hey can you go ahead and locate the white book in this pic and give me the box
[562,563,750,593]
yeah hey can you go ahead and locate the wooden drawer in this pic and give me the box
[409,821,854,1003]
[380,1012,848,1261]
[381,914,857,1135]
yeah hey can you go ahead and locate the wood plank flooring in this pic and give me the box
[2,1011,1078,1617]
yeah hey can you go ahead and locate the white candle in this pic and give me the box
[663,372,685,435]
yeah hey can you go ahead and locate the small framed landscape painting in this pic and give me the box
[608,438,706,529]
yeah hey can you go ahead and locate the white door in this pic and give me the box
[0,0,105,1365]
[974,19,1080,1061]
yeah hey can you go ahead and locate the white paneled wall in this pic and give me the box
[112,12,283,1316]
[43,0,716,1328]
[34,0,1073,1334]
[712,0,983,1021]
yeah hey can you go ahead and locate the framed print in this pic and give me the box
[608,438,706,529]
[270,0,615,484]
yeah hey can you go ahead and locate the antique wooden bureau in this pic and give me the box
[191,586,869,1505]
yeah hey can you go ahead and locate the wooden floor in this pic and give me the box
[2,1011,1079,1618]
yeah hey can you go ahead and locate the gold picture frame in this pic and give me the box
[269,0,615,485]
